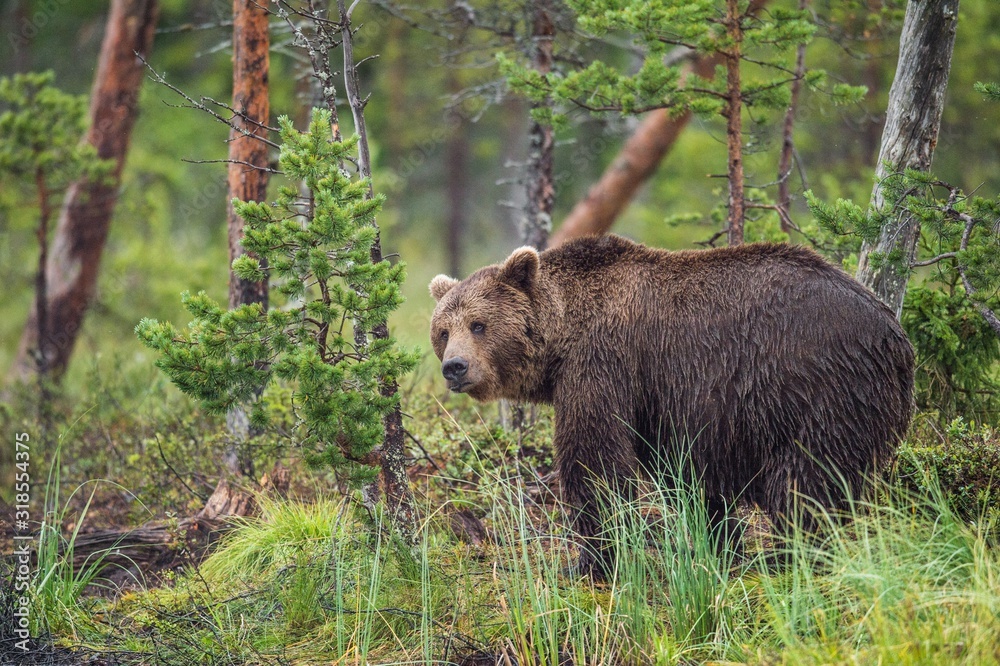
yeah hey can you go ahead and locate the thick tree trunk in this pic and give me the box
[549,0,768,247]
[226,0,270,312]
[224,0,271,472]
[522,0,556,251]
[12,0,158,381]
[856,0,959,318]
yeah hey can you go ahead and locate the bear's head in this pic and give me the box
[429,247,544,402]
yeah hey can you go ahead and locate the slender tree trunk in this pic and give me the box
[501,0,556,432]
[777,0,808,233]
[224,0,271,475]
[549,0,769,247]
[12,0,158,381]
[445,69,468,278]
[338,0,419,547]
[856,0,959,318]
[522,0,556,251]
[385,18,408,167]
[32,169,52,380]
[723,0,745,246]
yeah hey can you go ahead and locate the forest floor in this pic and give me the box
[2,379,1000,665]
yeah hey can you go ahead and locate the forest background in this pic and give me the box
[3,0,1000,663]
[1,0,998,391]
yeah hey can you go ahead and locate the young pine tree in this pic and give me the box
[136,110,418,487]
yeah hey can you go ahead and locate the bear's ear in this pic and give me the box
[429,274,460,301]
[497,246,539,294]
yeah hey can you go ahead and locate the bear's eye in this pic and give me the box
[471,322,485,335]
[440,330,449,343]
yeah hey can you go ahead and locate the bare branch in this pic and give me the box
[182,158,282,174]
[910,252,957,267]
[140,55,281,149]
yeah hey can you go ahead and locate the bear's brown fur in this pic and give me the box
[429,235,914,574]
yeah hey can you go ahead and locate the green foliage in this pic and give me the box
[136,109,418,484]
[750,477,1000,665]
[902,285,1000,422]
[975,80,1000,101]
[895,417,1000,521]
[0,70,109,190]
[56,408,1000,665]
[31,448,124,640]
[501,1,862,124]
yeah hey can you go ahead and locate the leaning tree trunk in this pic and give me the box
[856,0,959,318]
[12,0,159,380]
[224,0,271,474]
[548,0,769,248]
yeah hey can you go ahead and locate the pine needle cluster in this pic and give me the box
[137,110,418,483]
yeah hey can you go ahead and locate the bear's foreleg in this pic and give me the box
[554,404,640,580]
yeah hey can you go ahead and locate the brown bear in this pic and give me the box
[429,234,914,574]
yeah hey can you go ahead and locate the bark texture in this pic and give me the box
[522,0,556,251]
[856,0,959,317]
[723,0,746,246]
[13,0,159,380]
[549,0,769,248]
[224,0,271,467]
[226,0,270,312]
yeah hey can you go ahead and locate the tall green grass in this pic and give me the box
[69,415,1000,666]
[32,446,136,639]
[746,478,1000,665]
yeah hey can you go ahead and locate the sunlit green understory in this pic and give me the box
[22,408,1000,666]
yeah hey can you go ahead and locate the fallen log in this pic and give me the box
[65,464,288,582]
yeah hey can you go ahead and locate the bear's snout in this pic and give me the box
[442,357,470,390]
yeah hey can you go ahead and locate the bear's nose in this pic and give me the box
[442,357,469,381]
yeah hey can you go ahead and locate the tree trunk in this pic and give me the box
[856,0,959,318]
[445,69,468,278]
[723,0,746,246]
[549,0,769,247]
[338,0,419,547]
[777,0,808,233]
[522,0,556,251]
[501,0,556,432]
[224,0,271,474]
[12,0,158,381]
[226,0,270,312]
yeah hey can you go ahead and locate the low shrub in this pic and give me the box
[894,416,1000,521]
